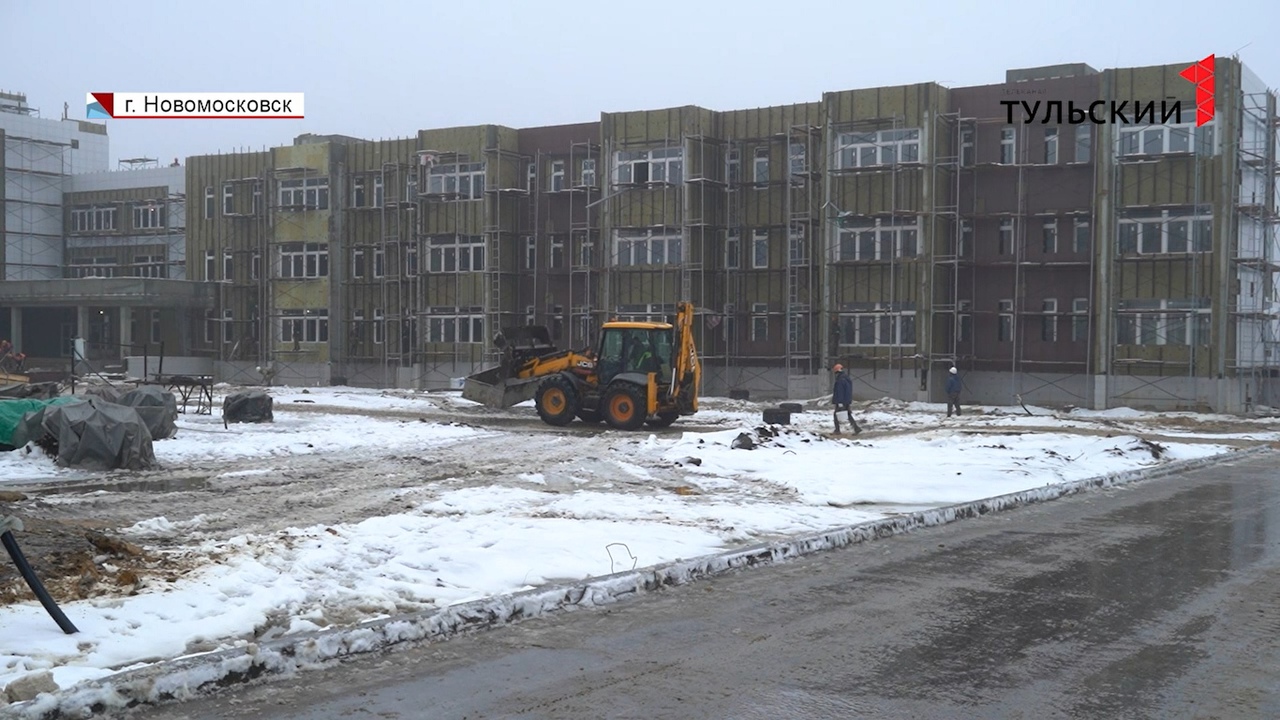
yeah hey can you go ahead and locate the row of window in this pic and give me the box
[199,238,488,282]
[69,205,169,233]
[68,255,167,279]
[204,309,489,346]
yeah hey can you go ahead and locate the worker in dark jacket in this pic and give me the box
[832,363,860,434]
[945,366,963,417]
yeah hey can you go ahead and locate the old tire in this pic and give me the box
[536,375,577,426]
[644,412,679,429]
[603,384,647,431]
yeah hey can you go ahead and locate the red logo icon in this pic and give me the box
[1179,54,1215,127]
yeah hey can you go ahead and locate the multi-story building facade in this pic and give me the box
[1,91,209,369]
[185,56,1278,411]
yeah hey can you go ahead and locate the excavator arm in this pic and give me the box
[669,301,701,411]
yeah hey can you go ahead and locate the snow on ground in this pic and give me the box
[0,385,1261,703]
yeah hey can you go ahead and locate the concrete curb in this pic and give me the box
[3,444,1270,719]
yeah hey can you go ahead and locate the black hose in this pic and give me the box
[1,530,79,634]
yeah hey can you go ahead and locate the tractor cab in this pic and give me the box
[595,322,673,386]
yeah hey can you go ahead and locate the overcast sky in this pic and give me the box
[7,0,1277,167]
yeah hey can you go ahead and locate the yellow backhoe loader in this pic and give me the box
[462,302,701,430]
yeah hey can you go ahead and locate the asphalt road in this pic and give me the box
[128,450,1280,720]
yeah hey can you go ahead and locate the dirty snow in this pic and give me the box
[0,386,1261,710]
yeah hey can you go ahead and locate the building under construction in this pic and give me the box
[0,91,208,369]
[177,55,1278,411]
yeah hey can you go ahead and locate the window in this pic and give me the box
[204,250,216,281]
[614,229,682,266]
[73,256,116,278]
[374,248,385,277]
[958,300,972,343]
[789,143,807,175]
[1041,299,1058,342]
[726,149,740,185]
[373,309,384,344]
[580,159,596,188]
[253,181,262,214]
[550,161,565,192]
[205,310,215,344]
[406,172,418,200]
[1117,210,1212,255]
[751,303,768,341]
[279,243,329,279]
[613,148,683,185]
[1073,220,1090,254]
[279,309,329,344]
[204,186,215,219]
[427,235,485,273]
[352,249,365,279]
[1115,298,1211,346]
[725,230,741,269]
[133,204,164,230]
[961,128,975,166]
[837,303,918,346]
[223,309,234,344]
[223,183,235,215]
[527,162,536,192]
[574,233,593,267]
[251,252,261,280]
[550,237,564,269]
[960,220,973,257]
[999,219,1014,255]
[373,176,384,207]
[404,244,418,276]
[352,176,366,207]
[752,229,769,269]
[427,312,485,344]
[1042,220,1058,254]
[132,254,164,278]
[524,236,537,269]
[1000,128,1016,164]
[998,299,1014,342]
[834,218,921,261]
[1074,125,1092,163]
[278,177,330,209]
[1072,298,1089,342]
[753,147,769,186]
[1119,121,1214,158]
[70,207,117,232]
[426,162,485,199]
[835,128,922,169]
[789,224,808,265]
[223,251,234,281]
[150,310,161,344]
[1044,128,1058,164]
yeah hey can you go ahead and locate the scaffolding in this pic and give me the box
[3,133,71,280]
[823,114,924,400]
[1230,86,1280,409]
[926,110,968,375]
[481,144,530,367]
[567,140,602,349]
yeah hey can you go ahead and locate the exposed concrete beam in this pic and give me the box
[0,278,215,308]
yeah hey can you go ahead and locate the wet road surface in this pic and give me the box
[129,451,1280,720]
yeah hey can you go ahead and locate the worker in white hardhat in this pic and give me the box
[945,366,963,417]
[831,363,860,434]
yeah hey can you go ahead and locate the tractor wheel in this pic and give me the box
[577,408,603,424]
[602,384,647,431]
[644,412,679,429]
[535,376,577,427]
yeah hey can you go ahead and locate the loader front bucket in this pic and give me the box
[461,365,543,409]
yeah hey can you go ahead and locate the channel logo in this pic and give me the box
[1179,55,1215,127]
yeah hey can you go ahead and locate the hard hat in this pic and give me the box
[833,363,843,372]
[950,367,958,374]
